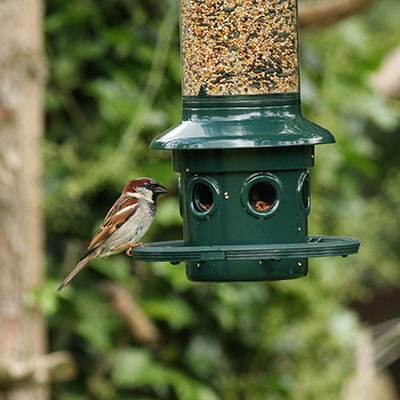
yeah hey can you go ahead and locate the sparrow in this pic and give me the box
[57,177,168,291]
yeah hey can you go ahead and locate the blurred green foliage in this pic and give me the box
[41,0,400,398]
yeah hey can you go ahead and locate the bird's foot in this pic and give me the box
[125,242,146,256]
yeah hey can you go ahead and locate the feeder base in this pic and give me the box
[185,258,308,282]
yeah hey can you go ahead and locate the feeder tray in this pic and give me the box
[133,236,360,281]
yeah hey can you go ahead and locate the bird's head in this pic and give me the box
[123,177,168,202]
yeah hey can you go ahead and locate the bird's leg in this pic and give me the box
[125,242,146,256]
[110,242,145,256]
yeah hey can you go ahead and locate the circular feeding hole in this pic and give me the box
[249,182,276,212]
[241,173,281,218]
[193,182,213,213]
[301,178,310,209]
[297,172,311,214]
[189,176,221,219]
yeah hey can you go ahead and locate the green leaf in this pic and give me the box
[144,297,195,329]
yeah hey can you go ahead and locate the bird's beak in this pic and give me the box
[155,185,168,195]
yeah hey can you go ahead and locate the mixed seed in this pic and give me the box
[181,0,300,96]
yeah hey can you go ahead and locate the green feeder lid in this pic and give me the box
[151,93,335,150]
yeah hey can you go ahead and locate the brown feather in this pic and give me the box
[57,251,98,291]
[86,195,138,252]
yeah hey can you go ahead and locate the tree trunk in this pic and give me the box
[0,0,47,399]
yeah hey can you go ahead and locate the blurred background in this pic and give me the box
[1,0,400,398]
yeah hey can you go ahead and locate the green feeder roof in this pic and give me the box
[151,93,335,150]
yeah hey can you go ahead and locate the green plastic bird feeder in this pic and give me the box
[133,0,360,281]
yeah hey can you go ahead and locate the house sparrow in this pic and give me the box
[57,178,168,291]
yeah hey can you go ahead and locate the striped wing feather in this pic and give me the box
[86,194,138,252]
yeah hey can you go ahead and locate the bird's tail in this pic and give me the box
[57,251,97,291]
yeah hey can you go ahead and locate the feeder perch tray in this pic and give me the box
[132,236,360,282]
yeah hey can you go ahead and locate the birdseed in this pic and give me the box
[251,200,272,211]
[181,0,300,96]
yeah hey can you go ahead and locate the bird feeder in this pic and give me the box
[133,0,360,281]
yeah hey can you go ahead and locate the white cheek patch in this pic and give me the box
[132,188,154,203]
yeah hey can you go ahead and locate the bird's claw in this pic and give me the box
[125,242,146,256]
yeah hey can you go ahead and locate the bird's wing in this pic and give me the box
[86,194,138,252]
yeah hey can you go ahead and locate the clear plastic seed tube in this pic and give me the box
[181,0,300,96]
